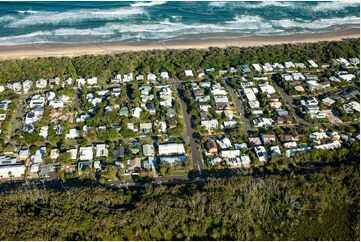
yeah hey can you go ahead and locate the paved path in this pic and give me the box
[174,79,204,172]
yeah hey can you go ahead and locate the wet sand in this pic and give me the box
[0,28,359,60]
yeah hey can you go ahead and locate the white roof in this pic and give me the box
[185,70,194,77]
[79,146,93,161]
[158,143,185,156]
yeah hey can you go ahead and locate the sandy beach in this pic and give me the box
[0,29,359,60]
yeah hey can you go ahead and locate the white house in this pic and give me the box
[95,144,108,157]
[142,144,155,157]
[158,143,185,156]
[87,77,98,85]
[201,119,219,130]
[308,60,318,68]
[220,150,240,158]
[23,80,33,93]
[79,146,93,161]
[0,163,25,179]
[185,70,193,77]
[35,79,47,89]
[147,73,157,82]
[160,72,169,80]
[66,129,79,139]
[39,126,48,139]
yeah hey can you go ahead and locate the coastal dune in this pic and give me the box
[0,29,359,60]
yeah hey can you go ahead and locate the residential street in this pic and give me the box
[225,80,254,132]
[174,79,204,172]
[270,76,309,126]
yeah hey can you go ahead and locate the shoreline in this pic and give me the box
[0,29,359,60]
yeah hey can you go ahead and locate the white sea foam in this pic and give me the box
[209,2,227,8]
[8,7,145,28]
[312,1,359,12]
[17,10,40,14]
[272,16,360,29]
[130,1,167,7]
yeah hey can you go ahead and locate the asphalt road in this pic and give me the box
[225,80,254,132]
[174,79,204,172]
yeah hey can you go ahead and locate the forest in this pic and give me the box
[0,162,359,240]
[0,39,359,84]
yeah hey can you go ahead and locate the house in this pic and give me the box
[240,64,251,73]
[159,155,186,165]
[146,103,156,115]
[314,141,342,150]
[261,134,277,144]
[79,146,93,161]
[131,107,142,118]
[123,73,134,82]
[139,122,152,134]
[292,72,305,81]
[66,129,79,139]
[185,70,193,77]
[281,73,293,82]
[23,80,33,93]
[111,74,122,83]
[7,82,22,92]
[309,131,328,141]
[276,109,289,117]
[49,149,59,160]
[251,64,262,72]
[254,146,268,163]
[39,126,48,139]
[31,147,46,164]
[127,123,138,132]
[272,63,285,71]
[68,148,78,160]
[0,156,25,179]
[308,59,318,68]
[95,144,108,157]
[252,117,274,128]
[214,96,229,110]
[35,79,47,89]
[118,107,129,116]
[159,121,167,133]
[216,137,232,149]
[284,61,295,69]
[240,155,251,168]
[262,63,273,72]
[167,118,177,129]
[136,75,144,81]
[147,73,157,82]
[160,72,169,80]
[205,139,218,153]
[295,63,307,69]
[158,143,185,156]
[142,144,155,157]
[87,77,98,85]
[294,85,305,93]
[268,146,281,156]
[0,113,6,121]
[337,73,356,82]
[322,97,336,107]
[249,137,262,146]
[166,108,176,118]
[201,119,219,130]
[259,82,276,95]
[75,78,86,87]
[18,149,30,161]
[286,147,311,158]
[220,150,240,158]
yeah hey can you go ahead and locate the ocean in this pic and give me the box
[0,1,359,45]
